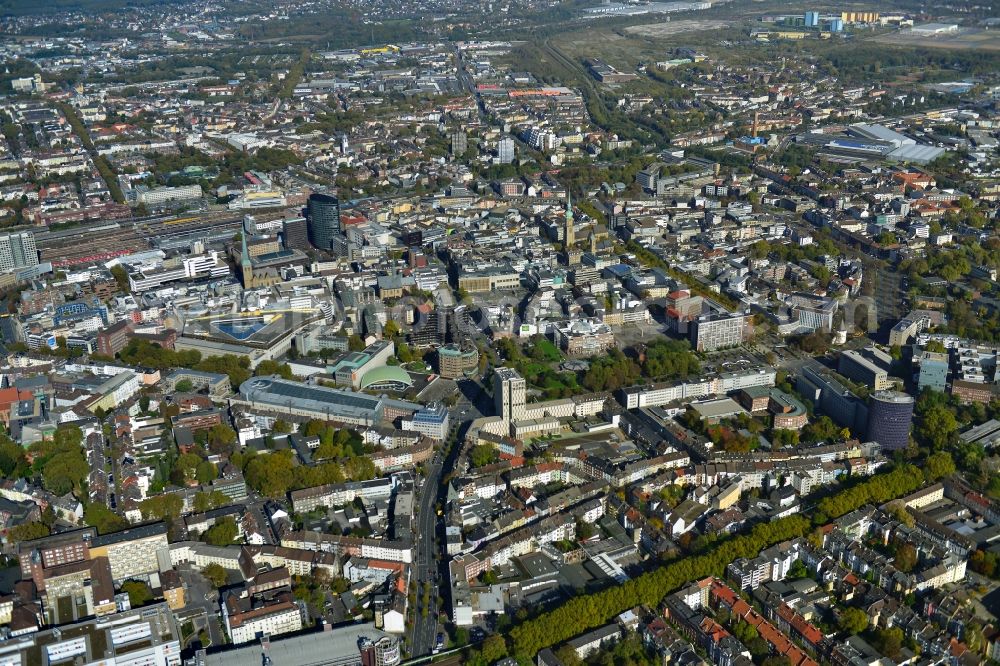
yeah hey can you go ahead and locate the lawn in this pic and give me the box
[533,338,563,363]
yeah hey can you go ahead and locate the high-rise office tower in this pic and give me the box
[0,230,37,274]
[493,367,526,423]
[282,217,309,250]
[497,136,515,164]
[307,192,341,250]
[451,130,467,156]
[866,390,915,451]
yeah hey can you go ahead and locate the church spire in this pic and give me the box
[240,230,251,268]
[240,231,253,288]
[564,191,575,249]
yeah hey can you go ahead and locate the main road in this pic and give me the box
[409,451,444,656]
[408,378,488,656]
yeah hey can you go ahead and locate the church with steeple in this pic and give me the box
[240,230,253,287]
[563,193,582,266]
[234,227,283,290]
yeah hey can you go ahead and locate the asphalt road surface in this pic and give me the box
[409,453,444,656]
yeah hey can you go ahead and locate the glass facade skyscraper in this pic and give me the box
[307,192,341,251]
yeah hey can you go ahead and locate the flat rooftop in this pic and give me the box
[203,623,395,666]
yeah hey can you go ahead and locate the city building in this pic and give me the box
[917,351,949,392]
[796,366,868,434]
[0,602,181,666]
[0,231,38,274]
[360,636,402,666]
[307,192,342,250]
[737,386,808,430]
[88,522,169,581]
[401,403,450,440]
[551,318,615,357]
[237,376,419,426]
[437,343,479,379]
[497,136,515,164]
[690,312,752,352]
[96,321,133,357]
[222,590,303,644]
[201,623,397,666]
[282,216,309,250]
[866,390,914,451]
[838,348,892,390]
[951,379,996,404]
[137,184,203,208]
[161,569,186,611]
[494,367,527,423]
[450,131,468,156]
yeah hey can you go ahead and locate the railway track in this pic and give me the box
[33,210,245,267]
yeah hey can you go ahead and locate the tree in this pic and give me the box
[480,634,508,663]
[193,490,231,513]
[195,460,217,484]
[801,416,840,444]
[342,456,376,481]
[917,406,957,451]
[965,621,984,653]
[838,607,869,634]
[7,521,50,542]
[207,424,238,455]
[32,426,89,497]
[886,501,914,528]
[786,559,808,579]
[761,657,792,666]
[554,645,582,666]
[175,379,194,393]
[924,451,955,481]
[202,562,228,588]
[41,504,56,528]
[970,549,999,578]
[203,516,239,546]
[255,360,295,380]
[507,464,927,658]
[746,637,770,657]
[894,542,918,573]
[272,419,292,434]
[174,452,202,483]
[139,493,184,521]
[397,342,414,364]
[109,264,131,294]
[925,340,947,354]
[120,580,152,607]
[469,444,497,468]
[0,433,27,478]
[244,452,295,498]
[84,503,129,534]
[348,334,365,352]
[871,627,904,659]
